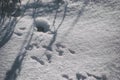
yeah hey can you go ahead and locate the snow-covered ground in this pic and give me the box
[0,0,120,80]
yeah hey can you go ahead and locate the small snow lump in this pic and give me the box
[35,17,50,32]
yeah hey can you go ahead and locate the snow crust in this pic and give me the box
[0,0,120,80]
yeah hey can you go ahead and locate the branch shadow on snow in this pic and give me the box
[4,18,34,80]
[32,0,41,20]
[4,51,26,80]
[37,2,68,63]
[24,0,65,16]
[29,0,68,52]
[0,0,23,48]
[3,0,42,79]
[0,17,17,48]
[45,2,68,51]
[4,26,33,80]
[4,0,35,80]
[0,0,31,48]
[0,0,19,17]
[72,0,90,26]
[30,1,68,63]
[59,0,90,42]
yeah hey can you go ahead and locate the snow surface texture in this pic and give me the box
[0,0,120,80]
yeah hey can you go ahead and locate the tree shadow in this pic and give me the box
[76,73,86,80]
[45,2,68,51]
[4,22,34,80]
[24,0,65,17]
[32,0,41,21]
[4,0,40,80]
[36,2,68,62]
[4,51,26,80]
[0,0,31,48]
[59,0,90,42]
[0,0,21,17]
[0,16,18,48]
[28,0,68,52]
[52,3,60,28]
[72,0,89,26]
[3,0,67,79]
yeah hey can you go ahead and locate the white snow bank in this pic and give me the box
[34,17,50,32]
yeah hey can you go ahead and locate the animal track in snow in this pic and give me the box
[55,43,66,56]
[32,43,40,48]
[86,72,107,80]
[56,43,66,48]
[14,32,23,36]
[14,27,26,36]
[76,73,86,80]
[56,48,64,56]
[25,43,40,51]
[45,53,52,63]
[62,74,69,79]
[25,45,33,50]
[19,27,26,30]
[68,48,75,54]
[31,56,45,65]
[42,45,53,51]
[55,43,76,56]
[62,74,73,80]
[62,72,107,80]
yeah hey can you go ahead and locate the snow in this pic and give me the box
[34,17,50,32]
[0,0,120,80]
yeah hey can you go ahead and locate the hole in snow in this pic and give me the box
[35,17,50,32]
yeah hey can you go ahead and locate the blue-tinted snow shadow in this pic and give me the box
[59,0,90,42]
[38,2,68,63]
[0,17,17,48]
[46,2,68,51]
[3,0,40,80]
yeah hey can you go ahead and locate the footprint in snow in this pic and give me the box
[68,49,75,54]
[25,44,33,50]
[62,73,86,80]
[31,56,45,65]
[62,74,73,80]
[56,43,66,48]
[76,73,86,80]
[19,27,26,30]
[55,43,66,56]
[14,32,23,36]
[62,72,107,80]
[56,48,64,56]
[42,45,53,51]
[45,53,52,63]
[87,72,107,80]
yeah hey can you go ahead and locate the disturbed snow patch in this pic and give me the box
[34,17,50,32]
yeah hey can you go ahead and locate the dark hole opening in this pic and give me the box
[36,26,45,32]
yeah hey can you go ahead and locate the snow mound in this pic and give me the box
[34,17,50,32]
